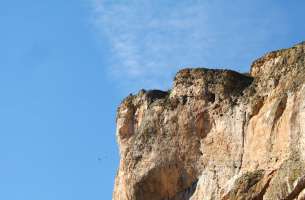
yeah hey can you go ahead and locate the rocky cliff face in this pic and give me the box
[113,42,305,200]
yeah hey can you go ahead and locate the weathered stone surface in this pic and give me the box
[113,42,305,200]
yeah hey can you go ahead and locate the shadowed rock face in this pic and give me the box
[113,42,305,200]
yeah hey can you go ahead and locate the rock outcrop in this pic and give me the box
[113,42,305,200]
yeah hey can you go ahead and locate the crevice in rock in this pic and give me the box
[206,92,216,103]
[269,94,288,152]
[195,111,213,139]
[249,97,265,119]
[221,170,270,200]
[272,94,288,129]
[253,170,276,200]
[283,175,305,200]
[238,111,247,172]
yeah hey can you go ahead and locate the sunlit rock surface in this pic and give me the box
[113,42,305,200]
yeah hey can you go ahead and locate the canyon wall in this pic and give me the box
[113,42,305,200]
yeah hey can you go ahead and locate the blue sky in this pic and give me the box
[0,0,304,199]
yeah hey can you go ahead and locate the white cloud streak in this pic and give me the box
[91,0,287,91]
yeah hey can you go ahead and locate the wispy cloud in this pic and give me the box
[91,0,287,91]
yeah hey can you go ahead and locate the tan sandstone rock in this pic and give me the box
[113,42,305,200]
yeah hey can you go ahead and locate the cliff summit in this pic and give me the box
[113,42,305,200]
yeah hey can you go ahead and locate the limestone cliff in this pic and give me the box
[113,42,305,200]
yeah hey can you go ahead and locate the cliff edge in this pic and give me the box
[113,42,305,200]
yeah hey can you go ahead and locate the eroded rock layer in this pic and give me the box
[113,42,305,200]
